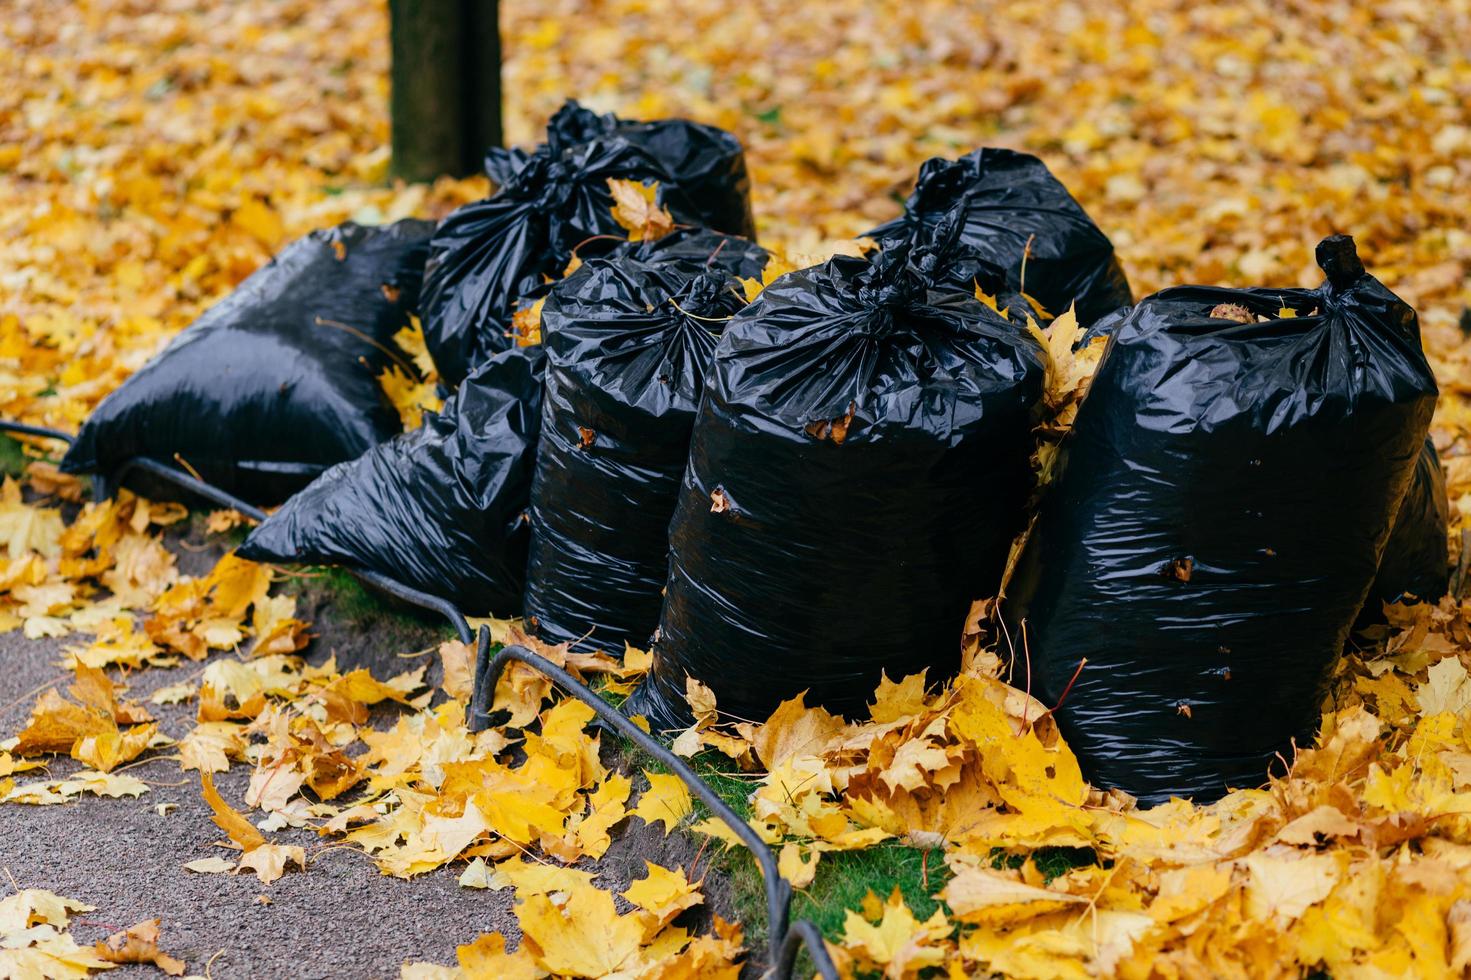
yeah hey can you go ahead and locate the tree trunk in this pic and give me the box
[389,0,502,182]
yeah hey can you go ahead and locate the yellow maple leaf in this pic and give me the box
[574,773,631,859]
[841,887,952,978]
[237,843,306,885]
[632,771,693,834]
[1417,657,1471,716]
[456,933,538,980]
[394,319,438,379]
[12,688,114,756]
[869,671,931,724]
[516,882,644,976]
[1243,851,1341,923]
[378,364,443,430]
[607,178,675,242]
[71,722,159,773]
[778,842,820,889]
[511,295,546,347]
[943,867,1087,926]
[1026,305,1102,418]
[199,771,266,852]
[623,861,704,936]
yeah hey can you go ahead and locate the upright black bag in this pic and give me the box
[1367,437,1449,612]
[524,230,768,651]
[868,147,1131,326]
[1006,236,1438,805]
[61,220,434,504]
[628,240,1045,731]
[421,101,757,386]
[238,346,545,615]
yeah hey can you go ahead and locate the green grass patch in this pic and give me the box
[0,434,33,479]
[793,842,950,935]
[307,566,390,621]
[991,844,1100,882]
[618,746,946,953]
[617,737,1102,974]
[280,565,457,644]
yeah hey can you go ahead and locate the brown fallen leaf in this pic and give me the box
[1210,303,1258,323]
[199,772,265,852]
[607,178,675,242]
[237,844,306,885]
[95,918,186,976]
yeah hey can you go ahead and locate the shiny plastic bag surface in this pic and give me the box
[62,220,434,504]
[1006,236,1438,805]
[629,239,1044,730]
[525,230,767,650]
[238,346,545,615]
[1367,437,1449,614]
[868,147,1131,326]
[422,101,756,386]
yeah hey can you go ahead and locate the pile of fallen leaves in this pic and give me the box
[671,599,1471,976]
[5,0,1471,976]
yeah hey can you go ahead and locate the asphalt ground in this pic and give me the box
[0,518,733,978]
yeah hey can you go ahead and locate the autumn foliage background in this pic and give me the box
[3,0,1471,977]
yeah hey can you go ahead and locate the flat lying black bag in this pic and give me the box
[421,101,757,386]
[62,220,434,504]
[629,241,1044,731]
[1367,437,1449,613]
[238,346,545,615]
[1006,236,1438,806]
[524,230,767,651]
[868,147,1131,326]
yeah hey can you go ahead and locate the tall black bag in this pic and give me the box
[62,220,434,504]
[1366,437,1449,614]
[238,346,545,615]
[524,231,767,651]
[868,147,1131,326]
[420,101,757,386]
[628,240,1044,730]
[1006,236,1438,805]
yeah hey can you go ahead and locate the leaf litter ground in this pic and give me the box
[4,0,1471,977]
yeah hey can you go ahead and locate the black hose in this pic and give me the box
[0,420,75,445]
[776,919,839,979]
[112,459,475,644]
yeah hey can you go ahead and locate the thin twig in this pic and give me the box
[705,238,729,269]
[1028,657,1088,731]
[171,453,205,484]
[1019,233,1036,299]
[667,296,735,323]
[316,317,420,379]
[1019,620,1034,730]
[114,753,183,774]
[0,673,71,718]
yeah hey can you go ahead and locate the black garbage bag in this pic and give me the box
[1366,437,1449,613]
[61,220,434,505]
[238,346,545,615]
[524,231,768,651]
[608,225,769,280]
[867,147,1132,327]
[627,240,1045,730]
[422,101,757,386]
[1005,236,1438,806]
